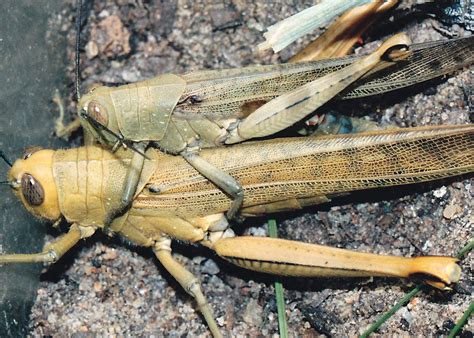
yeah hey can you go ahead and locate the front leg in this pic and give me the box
[121,142,148,208]
[105,142,148,227]
[0,224,86,264]
[153,237,222,338]
[52,89,82,140]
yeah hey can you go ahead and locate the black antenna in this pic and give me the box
[80,112,150,159]
[0,150,13,187]
[0,150,12,167]
[75,0,82,101]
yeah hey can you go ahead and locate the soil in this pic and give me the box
[29,1,472,336]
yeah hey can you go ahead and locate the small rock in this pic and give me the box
[400,308,413,325]
[201,259,220,275]
[121,69,140,83]
[90,15,131,58]
[422,240,432,251]
[209,4,241,31]
[408,297,419,310]
[216,316,225,327]
[93,282,102,292]
[433,186,447,198]
[192,256,205,265]
[243,298,263,327]
[84,265,97,276]
[344,291,360,304]
[47,313,57,324]
[98,10,109,18]
[132,298,144,309]
[37,288,47,297]
[103,249,118,260]
[79,279,90,291]
[443,204,462,220]
[85,40,99,59]
[246,226,267,237]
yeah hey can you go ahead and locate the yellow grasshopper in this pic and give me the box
[75,32,474,221]
[1,124,473,336]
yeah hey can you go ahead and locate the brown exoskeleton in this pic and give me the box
[1,124,473,336]
[75,32,474,222]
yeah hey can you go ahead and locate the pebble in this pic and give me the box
[216,316,225,327]
[443,204,463,220]
[47,313,57,325]
[246,226,267,237]
[400,308,413,325]
[243,299,263,327]
[408,297,419,310]
[433,186,448,198]
[103,249,118,260]
[209,4,241,30]
[201,259,220,275]
[94,282,103,292]
[85,40,99,59]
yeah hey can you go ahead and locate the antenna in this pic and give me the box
[75,0,83,101]
[80,112,150,159]
[0,150,12,167]
[0,150,13,187]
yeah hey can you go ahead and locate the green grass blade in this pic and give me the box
[360,240,473,337]
[359,286,423,338]
[455,240,473,259]
[446,239,474,338]
[448,302,474,338]
[268,219,288,338]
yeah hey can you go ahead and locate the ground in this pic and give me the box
[29,1,472,336]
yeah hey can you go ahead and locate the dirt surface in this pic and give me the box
[28,1,472,336]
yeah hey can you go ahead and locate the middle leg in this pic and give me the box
[153,237,222,338]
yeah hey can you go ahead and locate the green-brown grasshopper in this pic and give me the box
[76,33,473,223]
[1,124,473,336]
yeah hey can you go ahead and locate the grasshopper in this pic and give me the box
[3,3,469,335]
[74,22,474,221]
[1,124,473,336]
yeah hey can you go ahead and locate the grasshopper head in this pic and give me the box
[7,148,61,222]
[78,86,121,148]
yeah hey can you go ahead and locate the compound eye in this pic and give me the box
[87,100,109,126]
[21,174,44,206]
[22,146,43,160]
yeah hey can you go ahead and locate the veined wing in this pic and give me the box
[134,125,474,217]
[175,37,473,119]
